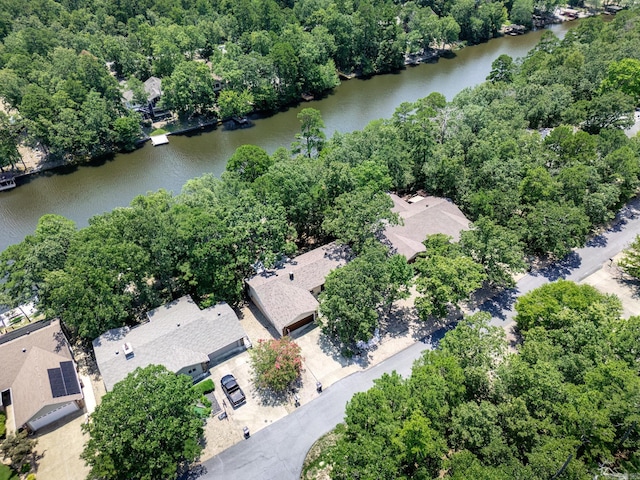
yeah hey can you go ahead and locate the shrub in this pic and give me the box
[249,337,303,393]
[0,464,18,480]
[192,379,214,395]
[0,411,6,439]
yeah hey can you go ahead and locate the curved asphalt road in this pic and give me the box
[194,197,640,480]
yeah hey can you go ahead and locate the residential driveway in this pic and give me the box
[33,413,89,480]
[580,253,640,318]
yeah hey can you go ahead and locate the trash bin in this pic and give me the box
[243,426,250,439]
[316,381,322,393]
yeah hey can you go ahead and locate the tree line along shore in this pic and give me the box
[0,0,631,171]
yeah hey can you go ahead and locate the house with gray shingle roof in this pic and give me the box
[382,193,470,262]
[122,76,162,107]
[92,296,247,391]
[0,319,84,432]
[246,242,352,336]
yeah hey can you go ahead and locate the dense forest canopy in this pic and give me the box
[326,283,640,478]
[3,0,636,164]
[1,11,640,343]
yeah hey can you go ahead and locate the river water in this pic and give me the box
[0,22,578,252]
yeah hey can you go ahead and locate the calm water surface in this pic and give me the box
[0,22,578,251]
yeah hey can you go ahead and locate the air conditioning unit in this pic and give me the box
[122,342,134,358]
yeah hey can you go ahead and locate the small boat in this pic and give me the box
[0,174,16,192]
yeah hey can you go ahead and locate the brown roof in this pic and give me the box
[11,348,83,428]
[382,193,470,261]
[0,320,82,428]
[0,320,71,392]
[247,242,352,333]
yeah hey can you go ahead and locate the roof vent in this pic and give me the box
[289,272,294,281]
[177,323,181,327]
[122,342,134,358]
[22,348,26,353]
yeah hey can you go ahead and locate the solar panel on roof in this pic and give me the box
[60,361,81,395]
[47,368,67,398]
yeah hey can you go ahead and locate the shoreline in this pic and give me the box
[1,10,608,188]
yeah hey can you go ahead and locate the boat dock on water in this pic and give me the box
[0,174,16,192]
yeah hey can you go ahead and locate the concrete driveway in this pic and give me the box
[32,412,90,480]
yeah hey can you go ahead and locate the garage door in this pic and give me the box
[27,401,79,431]
[284,314,315,335]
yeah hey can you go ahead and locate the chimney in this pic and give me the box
[289,272,294,281]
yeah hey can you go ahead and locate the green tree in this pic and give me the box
[322,189,399,252]
[162,61,217,117]
[600,58,640,104]
[112,113,142,152]
[510,0,534,28]
[226,144,273,182]
[414,235,486,320]
[217,89,253,120]
[293,108,326,158]
[487,54,515,84]
[319,245,412,346]
[518,200,590,258]
[81,365,203,480]
[0,214,76,307]
[0,112,22,171]
[618,235,640,280]
[514,279,622,333]
[249,337,303,393]
[460,217,526,287]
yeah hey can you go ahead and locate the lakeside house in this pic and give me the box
[246,243,352,336]
[122,76,170,120]
[92,295,248,391]
[382,193,470,262]
[0,319,84,432]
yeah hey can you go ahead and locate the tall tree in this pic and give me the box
[319,244,412,347]
[81,365,203,480]
[322,188,399,252]
[460,217,526,287]
[414,235,486,320]
[293,108,326,158]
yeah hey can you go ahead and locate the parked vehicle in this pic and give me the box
[220,374,246,408]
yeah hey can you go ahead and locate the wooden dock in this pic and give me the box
[150,134,169,146]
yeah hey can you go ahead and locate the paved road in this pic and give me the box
[195,197,640,480]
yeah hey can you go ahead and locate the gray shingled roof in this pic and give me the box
[383,193,470,261]
[0,320,82,429]
[93,296,246,391]
[122,76,162,104]
[246,242,352,333]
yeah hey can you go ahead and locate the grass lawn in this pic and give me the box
[0,464,18,480]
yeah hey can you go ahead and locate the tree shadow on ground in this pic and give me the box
[252,376,303,407]
[538,251,582,281]
[418,322,457,349]
[613,271,640,299]
[316,332,371,369]
[378,305,414,339]
[477,288,519,320]
[177,463,208,480]
[586,233,608,248]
